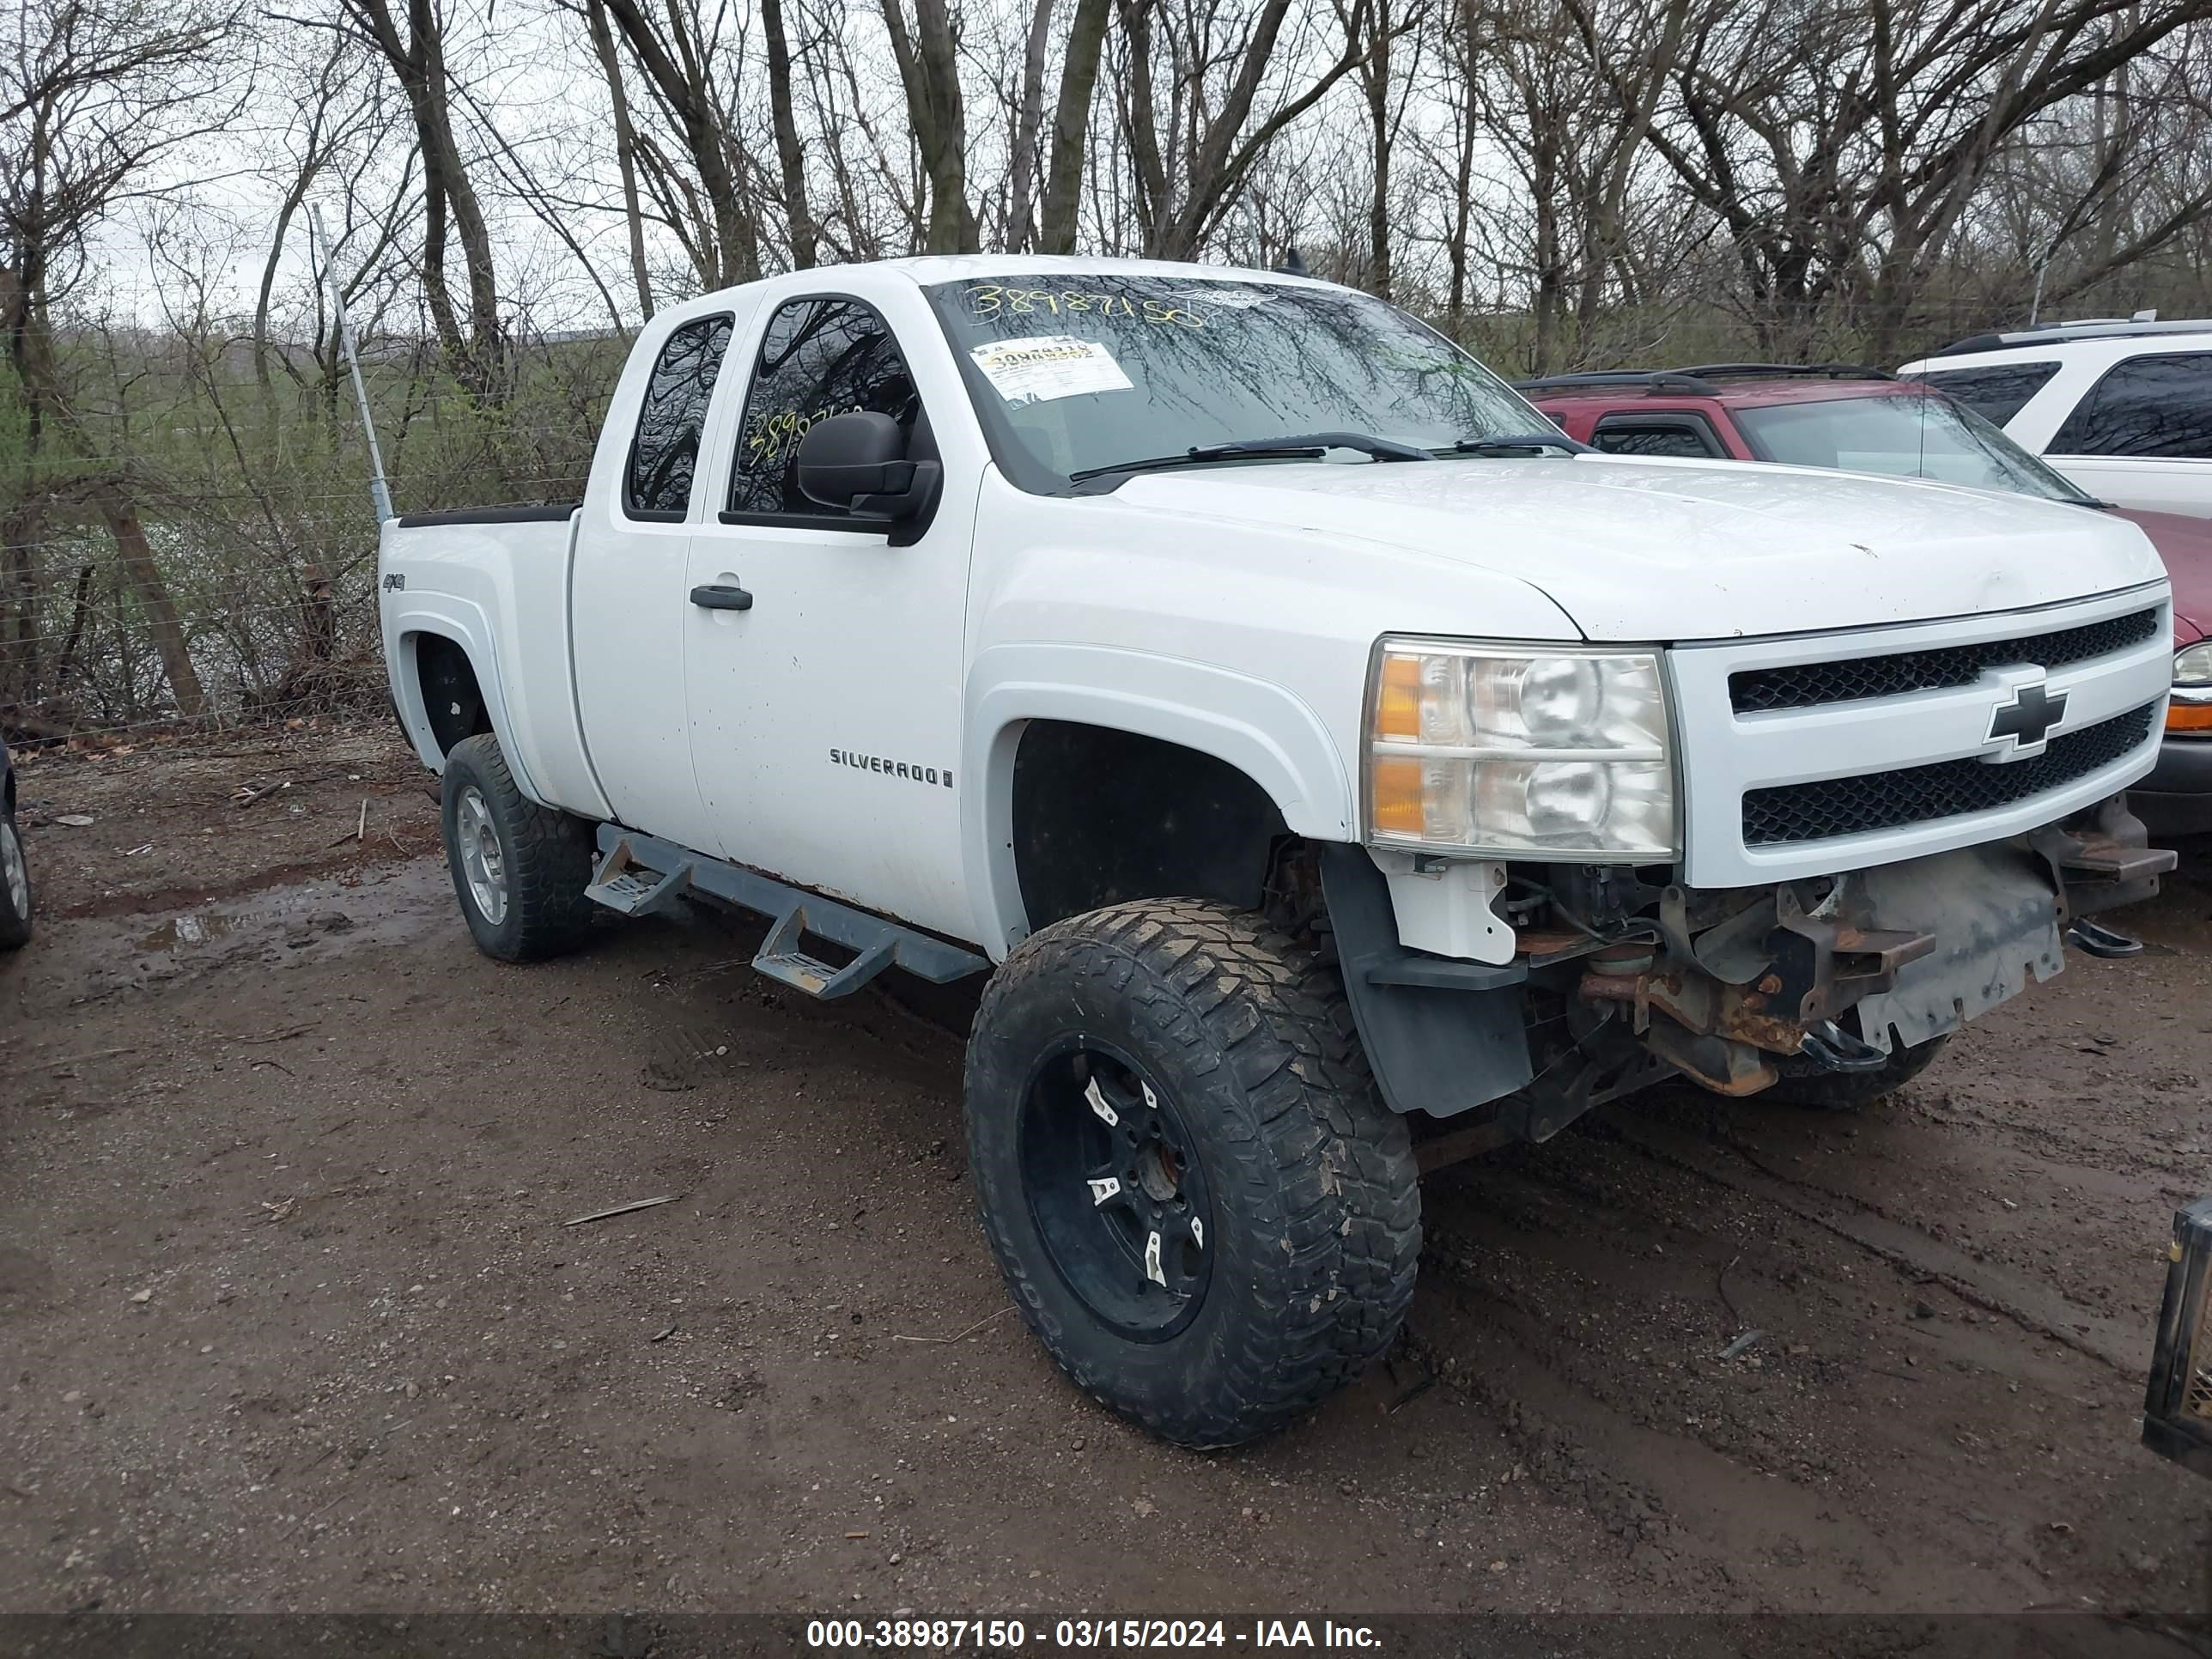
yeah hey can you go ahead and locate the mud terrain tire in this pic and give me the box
[440,733,598,963]
[963,900,1420,1448]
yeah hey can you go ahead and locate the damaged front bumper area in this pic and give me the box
[1577,796,2174,1097]
[1315,796,2172,1142]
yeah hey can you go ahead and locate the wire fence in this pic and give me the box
[5,504,394,740]
[1,489,572,744]
[1,334,622,745]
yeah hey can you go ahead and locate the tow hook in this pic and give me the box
[2065,917,2146,958]
[1796,1018,1889,1073]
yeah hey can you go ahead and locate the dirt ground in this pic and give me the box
[3,726,2210,1639]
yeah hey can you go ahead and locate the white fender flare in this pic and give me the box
[960,642,1356,957]
[388,604,547,806]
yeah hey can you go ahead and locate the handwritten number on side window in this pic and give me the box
[743,404,863,471]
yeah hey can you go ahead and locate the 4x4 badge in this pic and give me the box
[1986,680,2068,757]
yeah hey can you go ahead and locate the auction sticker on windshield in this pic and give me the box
[970,336,1133,405]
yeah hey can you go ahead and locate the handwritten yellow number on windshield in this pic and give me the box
[964,285,1205,328]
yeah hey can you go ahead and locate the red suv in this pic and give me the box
[1522,365,2212,836]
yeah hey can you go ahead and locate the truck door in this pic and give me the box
[571,309,740,854]
[681,290,978,943]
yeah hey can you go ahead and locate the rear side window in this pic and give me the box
[1590,416,1725,459]
[1910,361,2059,425]
[727,297,926,521]
[2050,353,2212,459]
[624,314,734,520]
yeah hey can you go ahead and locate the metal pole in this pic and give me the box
[312,204,395,524]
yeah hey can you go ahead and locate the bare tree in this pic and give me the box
[2,0,240,720]
[1000,0,1055,250]
[251,33,386,395]
[1989,27,2212,317]
[1341,0,1425,298]
[595,0,765,288]
[1567,0,2212,356]
[1112,0,1372,260]
[1463,0,1583,369]
[334,0,510,399]
[805,0,922,256]
[1037,0,1114,252]
[762,0,818,267]
[879,0,975,251]
[1410,0,1490,325]
[583,0,655,316]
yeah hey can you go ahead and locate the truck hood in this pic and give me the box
[1117,454,2168,640]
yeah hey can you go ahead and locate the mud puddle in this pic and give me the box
[27,858,457,1011]
[137,910,240,950]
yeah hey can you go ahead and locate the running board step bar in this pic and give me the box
[753,908,896,998]
[587,826,989,999]
[582,837,694,916]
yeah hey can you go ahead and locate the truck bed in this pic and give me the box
[377,507,609,822]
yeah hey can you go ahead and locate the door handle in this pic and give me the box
[690,583,753,611]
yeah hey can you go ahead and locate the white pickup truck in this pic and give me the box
[380,255,2177,1447]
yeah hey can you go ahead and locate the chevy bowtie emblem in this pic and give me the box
[1985,680,2068,757]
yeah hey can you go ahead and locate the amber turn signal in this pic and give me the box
[1374,654,1423,742]
[1369,756,1427,834]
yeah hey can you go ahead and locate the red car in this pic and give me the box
[1522,365,2212,835]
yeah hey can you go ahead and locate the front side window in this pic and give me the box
[1734,391,2093,501]
[1590,416,1724,459]
[625,314,733,519]
[727,297,926,520]
[2050,353,2212,459]
[1908,361,2060,425]
[923,273,1540,486]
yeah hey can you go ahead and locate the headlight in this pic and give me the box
[1367,639,1678,858]
[2172,641,2212,734]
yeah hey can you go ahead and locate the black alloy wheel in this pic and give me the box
[1018,1040,1215,1341]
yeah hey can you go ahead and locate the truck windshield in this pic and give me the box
[1732,392,2095,503]
[923,273,1542,487]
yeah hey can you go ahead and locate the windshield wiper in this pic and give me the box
[1068,430,1432,484]
[1449,432,1592,456]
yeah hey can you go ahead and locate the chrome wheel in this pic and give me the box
[454,786,507,926]
[1,819,27,919]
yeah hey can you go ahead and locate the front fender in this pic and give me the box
[961,641,1354,956]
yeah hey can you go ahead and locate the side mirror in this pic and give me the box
[795,411,939,522]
